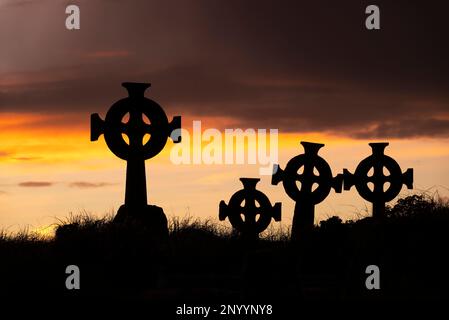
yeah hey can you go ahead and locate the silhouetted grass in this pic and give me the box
[0,193,448,302]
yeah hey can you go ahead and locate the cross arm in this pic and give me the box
[90,113,105,141]
[342,168,355,191]
[271,202,282,222]
[219,200,229,221]
[271,164,284,185]
[402,168,414,189]
[332,173,344,193]
[168,116,182,143]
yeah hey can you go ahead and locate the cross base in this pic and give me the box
[114,204,169,239]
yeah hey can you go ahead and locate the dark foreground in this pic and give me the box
[1,195,448,314]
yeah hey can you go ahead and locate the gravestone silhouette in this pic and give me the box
[91,82,181,234]
[219,178,281,240]
[343,142,413,218]
[272,141,342,240]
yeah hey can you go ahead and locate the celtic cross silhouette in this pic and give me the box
[219,178,281,239]
[272,141,342,240]
[343,142,413,218]
[91,82,181,223]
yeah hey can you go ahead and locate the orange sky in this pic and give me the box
[1,1,449,235]
[1,112,448,235]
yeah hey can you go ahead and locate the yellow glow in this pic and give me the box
[30,224,56,239]
[1,112,449,232]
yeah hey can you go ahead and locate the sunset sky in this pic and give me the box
[1,0,448,234]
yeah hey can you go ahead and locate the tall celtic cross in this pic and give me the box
[343,143,413,218]
[272,141,342,240]
[91,82,181,225]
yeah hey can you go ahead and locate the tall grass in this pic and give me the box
[0,193,447,243]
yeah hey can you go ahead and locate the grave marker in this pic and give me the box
[343,142,413,218]
[91,82,181,234]
[219,178,281,240]
[272,141,342,240]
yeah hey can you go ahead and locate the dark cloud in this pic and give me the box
[17,181,115,188]
[68,182,115,188]
[13,156,42,161]
[353,118,449,139]
[1,0,36,8]
[1,0,448,138]
[0,151,11,158]
[18,181,54,187]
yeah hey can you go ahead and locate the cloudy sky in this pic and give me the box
[1,0,448,234]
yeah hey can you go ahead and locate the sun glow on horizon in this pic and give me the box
[1,112,449,232]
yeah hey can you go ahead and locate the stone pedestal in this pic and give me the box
[114,204,169,239]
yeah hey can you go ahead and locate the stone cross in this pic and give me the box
[343,142,413,218]
[219,178,281,240]
[272,141,342,240]
[91,82,181,229]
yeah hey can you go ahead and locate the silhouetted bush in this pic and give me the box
[386,194,446,218]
